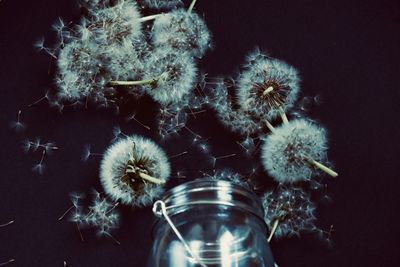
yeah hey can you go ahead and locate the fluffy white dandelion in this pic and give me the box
[110,47,197,105]
[261,119,338,184]
[209,81,264,135]
[89,1,142,45]
[262,186,317,240]
[100,135,171,207]
[56,39,109,102]
[237,50,300,122]
[151,7,211,58]
[141,0,183,10]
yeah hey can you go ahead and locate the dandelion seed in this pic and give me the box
[34,37,57,59]
[126,114,150,130]
[81,144,103,161]
[27,90,50,107]
[10,110,26,133]
[100,135,171,207]
[32,150,46,175]
[0,220,14,228]
[173,171,187,179]
[58,206,74,221]
[168,151,188,159]
[261,119,338,184]
[209,153,236,168]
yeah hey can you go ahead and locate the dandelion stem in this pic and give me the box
[263,86,274,96]
[0,259,15,266]
[188,0,197,13]
[0,220,14,228]
[58,206,74,221]
[267,219,280,242]
[265,120,276,133]
[139,172,166,185]
[279,108,289,125]
[109,79,156,86]
[138,14,163,23]
[307,158,338,177]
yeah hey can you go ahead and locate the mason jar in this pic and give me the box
[148,179,275,267]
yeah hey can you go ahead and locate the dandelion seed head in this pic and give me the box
[209,82,263,135]
[261,119,328,183]
[105,37,149,85]
[100,135,171,207]
[237,51,300,120]
[89,1,142,45]
[151,9,211,58]
[262,186,317,239]
[56,39,107,102]
[144,48,197,105]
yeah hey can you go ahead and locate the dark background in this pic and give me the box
[1,0,399,266]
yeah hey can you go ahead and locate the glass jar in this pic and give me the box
[148,179,275,267]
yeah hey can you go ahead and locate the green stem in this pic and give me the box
[188,0,197,13]
[138,14,163,23]
[139,172,166,185]
[267,219,280,242]
[279,107,289,124]
[109,79,156,86]
[265,120,276,133]
[306,157,338,177]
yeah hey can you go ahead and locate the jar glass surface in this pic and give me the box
[147,179,275,267]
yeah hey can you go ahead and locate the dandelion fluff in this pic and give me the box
[262,186,317,239]
[237,51,300,120]
[261,119,331,183]
[89,1,142,45]
[151,9,211,58]
[100,135,171,207]
[210,82,263,135]
[143,48,197,105]
[142,0,183,9]
[56,39,109,102]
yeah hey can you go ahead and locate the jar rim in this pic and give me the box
[161,178,265,221]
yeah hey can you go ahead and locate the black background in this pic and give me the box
[1,0,399,266]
